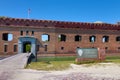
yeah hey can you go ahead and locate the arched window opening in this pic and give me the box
[20,31,23,36]
[89,35,96,42]
[58,34,66,41]
[75,35,82,41]
[31,31,34,36]
[4,45,8,52]
[14,45,17,52]
[116,36,120,41]
[2,33,13,41]
[102,36,109,43]
[41,34,50,42]
[44,45,48,51]
[26,31,29,35]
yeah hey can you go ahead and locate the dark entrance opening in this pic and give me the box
[23,42,31,53]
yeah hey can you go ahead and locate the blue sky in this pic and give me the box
[0,0,120,24]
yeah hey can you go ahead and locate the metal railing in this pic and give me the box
[27,53,36,64]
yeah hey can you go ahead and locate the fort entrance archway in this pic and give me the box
[23,41,31,53]
[18,37,37,56]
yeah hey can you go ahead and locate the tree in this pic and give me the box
[26,44,31,52]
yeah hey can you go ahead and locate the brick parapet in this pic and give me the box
[0,17,120,30]
[0,18,120,56]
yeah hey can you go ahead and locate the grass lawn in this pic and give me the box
[26,56,120,71]
[26,56,76,71]
[27,61,74,71]
[105,56,120,63]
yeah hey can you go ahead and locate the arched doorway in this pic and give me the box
[23,41,31,53]
[18,37,37,56]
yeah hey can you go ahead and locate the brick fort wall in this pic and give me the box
[0,17,120,56]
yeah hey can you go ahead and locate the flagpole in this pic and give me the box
[28,8,30,19]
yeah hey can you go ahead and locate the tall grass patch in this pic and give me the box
[26,56,76,71]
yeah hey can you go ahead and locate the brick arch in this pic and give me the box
[102,35,109,43]
[89,35,96,42]
[41,34,50,42]
[58,34,66,42]
[75,35,82,41]
[116,36,120,41]
[18,37,37,56]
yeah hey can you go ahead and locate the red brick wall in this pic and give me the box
[54,28,120,55]
[0,18,120,56]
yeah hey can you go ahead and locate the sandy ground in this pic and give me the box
[11,63,120,80]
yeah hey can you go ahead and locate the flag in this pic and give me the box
[28,8,31,14]
[28,8,31,19]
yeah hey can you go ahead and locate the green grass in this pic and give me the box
[26,56,120,71]
[37,56,76,61]
[27,61,74,71]
[105,56,120,63]
[26,56,76,71]
[106,56,120,59]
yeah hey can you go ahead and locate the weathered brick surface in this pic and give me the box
[0,18,120,56]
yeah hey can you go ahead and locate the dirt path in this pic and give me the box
[0,54,120,80]
[12,63,120,80]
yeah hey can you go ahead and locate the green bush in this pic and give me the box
[26,44,31,52]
